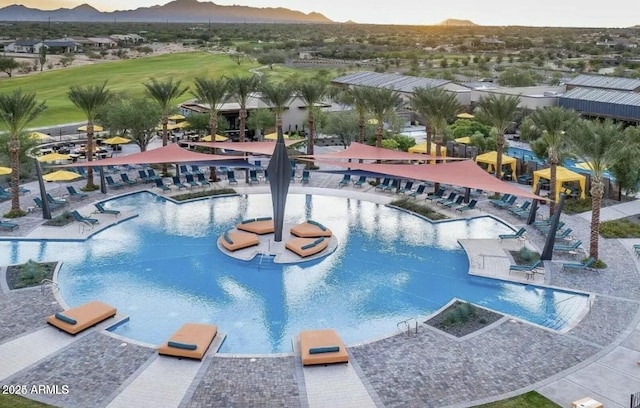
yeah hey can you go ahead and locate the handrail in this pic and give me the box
[547,294,590,313]
[40,278,59,295]
[397,317,419,336]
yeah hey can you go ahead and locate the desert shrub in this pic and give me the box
[390,198,448,221]
[173,188,236,201]
[563,198,591,214]
[600,219,640,238]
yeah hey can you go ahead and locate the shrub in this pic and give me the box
[173,188,236,201]
[17,260,48,287]
[390,198,448,221]
[441,302,477,327]
[44,211,74,226]
[563,198,591,214]
[600,219,640,238]
[511,246,540,265]
[4,209,27,218]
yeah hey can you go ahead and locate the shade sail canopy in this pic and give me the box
[201,134,229,142]
[58,144,236,168]
[264,132,289,140]
[37,152,71,162]
[30,132,51,141]
[475,151,517,177]
[102,136,131,145]
[454,137,472,144]
[309,142,457,162]
[457,113,475,119]
[78,125,104,132]
[408,142,447,157]
[43,170,81,182]
[312,158,546,201]
[189,140,304,156]
[0,166,11,175]
[533,166,586,201]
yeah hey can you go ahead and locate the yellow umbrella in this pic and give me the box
[102,136,131,145]
[168,114,185,121]
[367,118,379,125]
[201,134,229,142]
[454,136,472,144]
[43,170,81,182]
[155,122,188,131]
[456,113,475,119]
[30,132,51,141]
[78,125,104,132]
[264,132,289,140]
[37,152,71,162]
[0,166,11,175]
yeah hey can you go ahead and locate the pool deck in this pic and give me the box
[0,164,639,408]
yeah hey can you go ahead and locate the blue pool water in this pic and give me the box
[0,192,589,354]
[508,146,615,180]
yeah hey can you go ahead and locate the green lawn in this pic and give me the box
[472,391,560,407]
[0,394,56,408]
[0,52,351,127]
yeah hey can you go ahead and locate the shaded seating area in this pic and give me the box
[532,166,586,201]
[475,151,517,179]
[290,220,332,238]
[562,257,596,272]
[158,323,218,360]
[46,300,117,335]
[299,329,349,366]
[236,217,275,235]
[219,230,259,252]
[286,237,328,258]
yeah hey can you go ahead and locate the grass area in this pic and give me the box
[471,391,560,408]
[0,394,56,408]
[600,218,640,238]
[562,198,592,214]
[0,52,346,127]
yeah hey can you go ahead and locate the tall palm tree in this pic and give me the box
[0,89,46,215]
[564,119,629,259]
[297,78,329,168]
[228,75,261,142]
[192,77,230,181]
[529,106,579,215]
[333,86,369,144]
[259,79,294,135]
[410,87,459,157]
[144,77,188,146]
[363,87,400,148]
[68,81,111,189]
[475,93,520,179]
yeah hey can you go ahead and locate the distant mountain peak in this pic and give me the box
[438,18,477,26]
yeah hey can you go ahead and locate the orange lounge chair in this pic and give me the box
[290,220,333,238]
[219,231,259,252]
[285,237,329,258]
[158,323,218,360]
[46,300,117,335]
[300,329,349,366]
[236,217,275,235]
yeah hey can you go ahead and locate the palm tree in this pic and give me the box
[564,119,629,260]
[297,78,329,168]
[333,86,369,144]
[192,77,230,181]
[228,75,261,142]
[410,87,459,157]
[363,87,400,148]
[144,77,188,147]
[259,79,294,135]
[0,89,46,215]
[68,81,111,189]
[528,106,579,215]
[475,94,520,179]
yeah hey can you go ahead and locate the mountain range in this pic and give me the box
[0,0,332,23]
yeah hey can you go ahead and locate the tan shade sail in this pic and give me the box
[189,140,304,156]
[307,142,459,162]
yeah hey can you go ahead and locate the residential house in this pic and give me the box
[5,39,39,53]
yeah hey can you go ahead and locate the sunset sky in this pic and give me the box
[1,0,638,27]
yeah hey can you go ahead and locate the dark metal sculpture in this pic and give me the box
[35,158,51,220]
[267,128,292,242]
[541,194,566,261]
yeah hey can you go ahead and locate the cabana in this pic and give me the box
[408,142,447,157]
[532,166,586,201]
[475,151,517,177]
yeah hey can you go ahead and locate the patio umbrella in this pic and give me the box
[78,125,104,132]
[168,114,185,121]
[155,122,188,131]
[454,136,472,144]
[367,118,379,125]
[0,166,11,175]
[42,170,81,194]
[456,113,475,119]
[102,136,131,145]
[201,134,229,142]
[264,132,289,140]
[30,132,52,141]
[37,152,71,162]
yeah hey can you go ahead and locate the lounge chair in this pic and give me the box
[147,169,161,183]
[455,199,477,213]
[408,184,426,199]
[249,170,260,185]
[196,173,210,187]
[138,170,151,183]
[554,240,583,253]
[219,231,259,252]
[434,192,456,206]
[375,178,391,191]
[227,171,238,186]
[0,220,18,231]
[517,174,533,185]
[71,210,99,225]
[489,194,511,207]
[398,181,414,195]
[499,227,526,241]
[286,237,329,257]
[263,170,269,183]
[66,186,88,200]
[47,300,117,335]
[383,179,399,193]
[353,176,367,188]
[509,260,543,279]
[493,195,517,209]
[338,174,351,188]
[0,190,10,201]
[184,174,200,188]
[190,165,204,176]
[299,329,349,366]
[554,228,573,241]
[538,221,566,235]
[34,197,60,211]
[7,181,30,195]
[634,244,640,257]
[154,178,171,192]
[290,220,333,238]
[94,202,119,217]
[172,176,187,190]
[301,170,310,184]
[562,257,596,272]
[443,196,465,209]
[508,201,530,215]
[74,167,88,179]
[106,165,120,174]
[46,193,68,207]
[425,188,446,202]
[120,173,137,186]
[158,323,218,360]
[178,165,191,176]
[105,175,124,189]
[236,217,275,235]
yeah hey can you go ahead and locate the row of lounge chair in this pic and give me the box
[47,300,348,365]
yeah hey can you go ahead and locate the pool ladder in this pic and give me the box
[397,317,419,337]
[40,278,59,295]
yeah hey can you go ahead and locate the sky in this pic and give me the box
[2,0,639,27]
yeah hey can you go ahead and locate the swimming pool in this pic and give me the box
[0,192,589,353]
[508,146,615,180]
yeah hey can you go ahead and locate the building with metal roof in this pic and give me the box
[559,87,640,123]
[565,74,640,92]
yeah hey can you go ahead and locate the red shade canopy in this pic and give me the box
[305,142,464,162]
[189,140,304,156]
